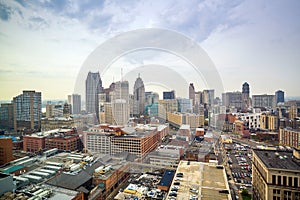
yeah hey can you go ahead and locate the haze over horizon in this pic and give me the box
[0,0,299,100]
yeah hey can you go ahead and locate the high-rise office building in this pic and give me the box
[242,82,251,110]
[252,94,275,108]
[145,92,159,117]
[133,75,145,115]
[13,90,41,131]
[194,91,203,114]
[163,90,175,100]
[202,89,214,105]
[97,83,116,124]
[177,98,192,113]
[85,72,102,115]
[111,81,129,125]
[145,92,159,105]
[275,90,285,104]
[98,93,107,123]
[189,83,195,106]
[242,82,250,98]
[0,103,14,130]
[222,92,242,110]
[68,94,81,114]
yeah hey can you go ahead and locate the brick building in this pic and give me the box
[92,163,130,199]
[84,124,169,161]
[23,135,46,152]
[45,135,83,151]
[23,129,81,152]
[0,138,14,165]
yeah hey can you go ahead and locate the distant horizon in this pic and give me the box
[1,94,300,104]
[1,1,299,100]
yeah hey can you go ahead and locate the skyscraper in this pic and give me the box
[0,103,14,130]
[242,82,251,110]
[133,75,145,116]
[163,90,175,99]
[177,98,192,113]
[202,89,214,105]
[145,92,159,105]
[86,72,102,116]
[68,94,81,114]
[111,81,129,125]
[189,83,195,106]
[275,90,285,104]
[13,90,41,131]
[222,92,242,109]
[97,83,116,124]
[242,82,250,98]
[252,94,275,108]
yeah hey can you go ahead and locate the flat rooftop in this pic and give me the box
[167,161,230,200]
[46,170,91,190]
[158,170,175,188]
[148,150,179,158]
[253,149,300,171]
[180,124,190,130]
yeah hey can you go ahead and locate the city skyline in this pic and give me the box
[0,0,300,100]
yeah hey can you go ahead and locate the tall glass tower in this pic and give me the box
[112,81,129,125]
[133,75,145,116]
[275,90,285,104]
[85,72,102,117]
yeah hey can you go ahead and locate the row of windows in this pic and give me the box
[272,175,299,187]
[253,168,266,198]
[273,191,300,200]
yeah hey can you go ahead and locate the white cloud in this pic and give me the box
[201,0,300,96]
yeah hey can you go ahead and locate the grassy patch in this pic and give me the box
[241,189,252,200]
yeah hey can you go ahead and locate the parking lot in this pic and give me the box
[224,142,253,193]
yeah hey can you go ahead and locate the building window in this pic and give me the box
[277,190,281,194]
[289,177,292,186]
[278,176,282,185]
[295,192,300,200]
[283,190,292,200]
[295,177,298,188]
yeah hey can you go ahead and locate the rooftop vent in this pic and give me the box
[293,148,300,160]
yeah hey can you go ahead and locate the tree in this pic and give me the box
[241,189,249,196]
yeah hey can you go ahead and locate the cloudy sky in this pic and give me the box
[0,0,299,100]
